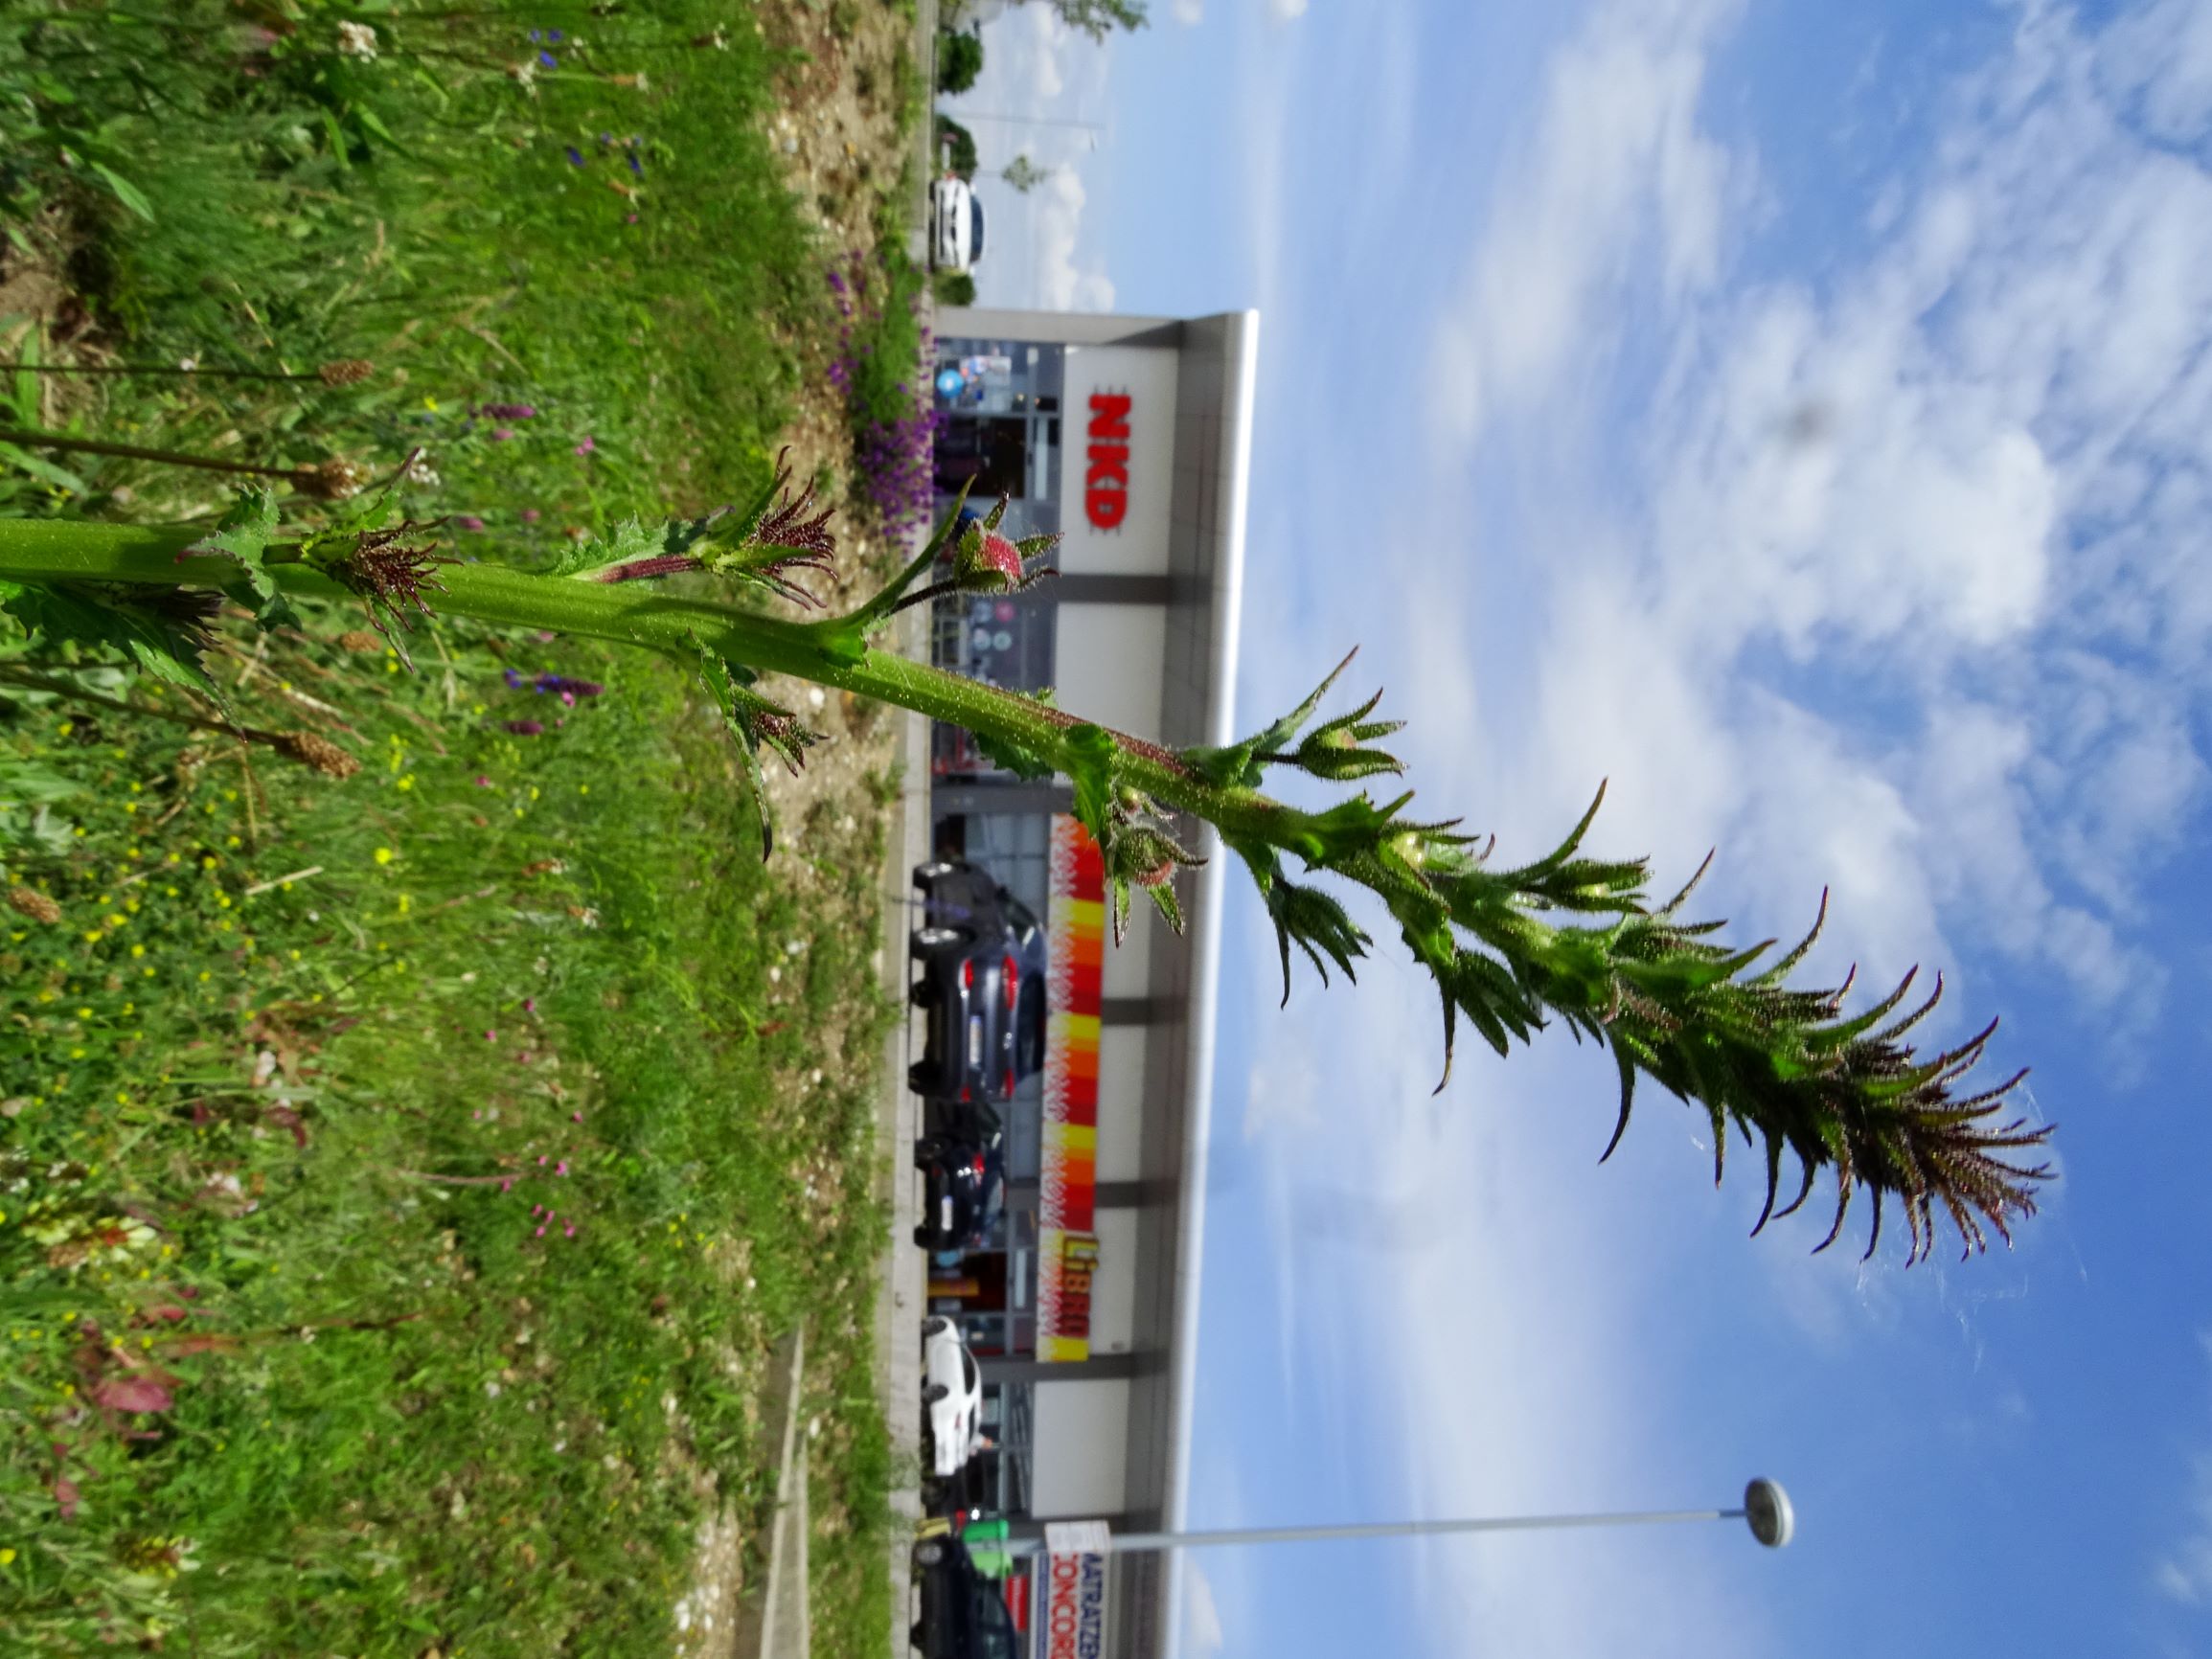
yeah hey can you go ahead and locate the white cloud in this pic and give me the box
[946,5,1115,309]
[1268,0,1310,17]
[1428,0,1746,449]
[1032,166,1117,311]
[1230,0,2212,1650]
[1171,0,1204,24]
[1180,1557,1226,1656]
[2155,1333,2212,1605]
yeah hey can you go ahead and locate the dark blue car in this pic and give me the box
[909,859,1047,1105]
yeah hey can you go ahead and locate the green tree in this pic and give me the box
[938,31,984,95]
[0,485,2056,1266]
[936,115,979,180]
[1040,0,1149,39]
[1001,154,1050,193]
[933,271,978,306]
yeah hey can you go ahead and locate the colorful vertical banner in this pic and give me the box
[1038,1520,1113,1659]
[1038,815,1105,1361]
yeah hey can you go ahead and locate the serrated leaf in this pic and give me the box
[185,487,299,630]
[1185,647,1358,788]
[1062,723,1118,841]
[0,581,216,694]
[972,726,1056,781]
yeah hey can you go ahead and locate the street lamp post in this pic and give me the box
[1000,1479,1795,1558]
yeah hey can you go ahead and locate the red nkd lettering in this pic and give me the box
[1085,393,1132,530]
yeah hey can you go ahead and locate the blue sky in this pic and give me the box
[947,1,2212,1653]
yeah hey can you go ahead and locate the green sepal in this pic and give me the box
[1184,648,1357,788]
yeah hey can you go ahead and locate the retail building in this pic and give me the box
[921,306,1258,1658]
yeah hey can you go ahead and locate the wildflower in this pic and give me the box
[335,20,378,59]
[504,720,544,737]
[481,403,536,420]
[566,147,584,167]
[574,435,596,455]
[556,1161,568,1176]
[538,50,559,69]
[456,515,487,532]
[522,508,542,524]
[374,848,394,865]
[628,152,643,176]
[509,59,537,88]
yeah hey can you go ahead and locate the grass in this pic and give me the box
[1,614,898,1653]
[0,1,930,1651]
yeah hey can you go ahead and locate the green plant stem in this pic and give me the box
[0,428,308,481]
[0,518,1321,852]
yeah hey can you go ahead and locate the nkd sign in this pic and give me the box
[1039,1521,1112,1659]
[1084,391,1131,531]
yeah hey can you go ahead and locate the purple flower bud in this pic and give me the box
[540,51,559,69]
[482,403,536,420]
[574,436,595,455]
[504,719,544,736]
[456,514,486,532]
[566,146,583,166]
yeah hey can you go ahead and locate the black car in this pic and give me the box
[909,859,1047,1104]
[909,1534,1017,1659]
[915,1109,1006,1252]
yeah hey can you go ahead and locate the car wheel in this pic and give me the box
[922,1316,951,1339]
[914,1540,945,1568]
[923,1381,949,1405]
[913,1223,933,1249]
[908,976,938,1009]
[911,924,969,955]
[910,1621,925,1648]
[906,1059,936,1095]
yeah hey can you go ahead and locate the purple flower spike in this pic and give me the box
[504,719,545,736]
[540,50,559,69]
[482,403,536,420]
[505,668,525,689]
[566,146,584,166]
[548,28,564,42]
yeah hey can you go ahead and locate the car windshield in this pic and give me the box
[960,1347,979,1392]
[972,1579,1017,1657]
[1015,978,1046,1075]
[969,198,986,261]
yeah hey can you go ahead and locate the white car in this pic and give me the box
[921,1315,985,1478]
[930,176,985,273]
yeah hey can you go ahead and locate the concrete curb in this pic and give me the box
[733,1325,810,1659]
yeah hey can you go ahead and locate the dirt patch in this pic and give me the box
[668,12,924,1647]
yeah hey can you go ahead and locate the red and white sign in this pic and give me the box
[1038,1522,1112,1659]
[1057,346,1177,577]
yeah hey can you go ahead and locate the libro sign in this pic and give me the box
[1038,816,1104,1362]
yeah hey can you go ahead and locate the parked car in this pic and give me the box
[915,1106,1005,1252]
[909,1532,1017,1659]
[921,1316,986,1480]
[909,859,1047,1104]
[930,176,986,273]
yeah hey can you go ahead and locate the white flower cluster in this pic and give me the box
[335,21,378,60]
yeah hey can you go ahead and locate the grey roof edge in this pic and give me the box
[1158,307,1260,1659]
[938,306,1183,348]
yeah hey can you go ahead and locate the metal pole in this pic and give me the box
[1003,1508,1740,1557]
[1000,1480,1795,1557]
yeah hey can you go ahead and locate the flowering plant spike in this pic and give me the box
[0,489,2053,1263]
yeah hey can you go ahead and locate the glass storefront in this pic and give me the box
[924,340,1077,1533]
